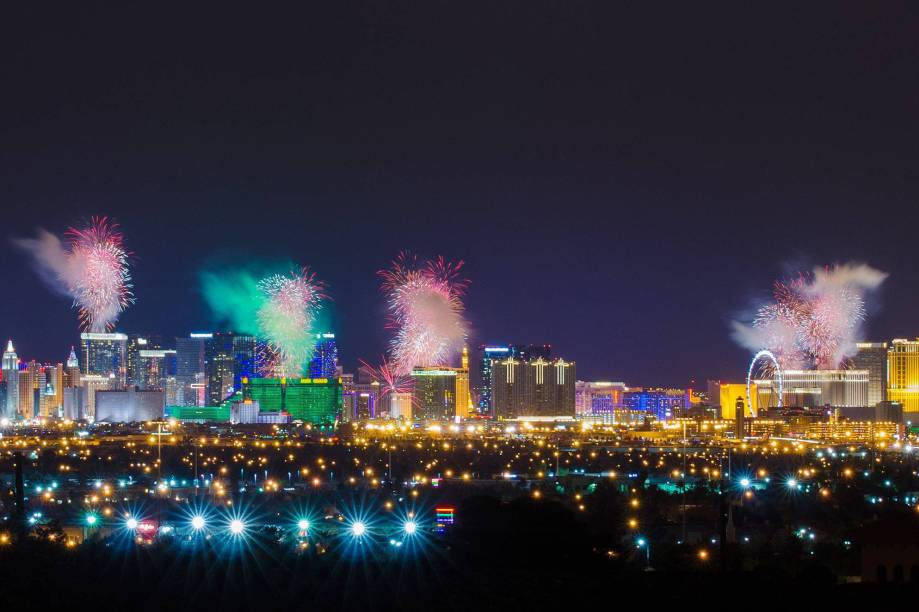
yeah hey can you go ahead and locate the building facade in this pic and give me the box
[80,332,128,387]
[2,340,18,419]
[242,376,341,425]
[308,333,339,378]
[622,388,689,420]
[853,342,888,407]
[478,345,510,414]
[755,369,869,409]
[175,334,207,406]
[411,367,458,421]
[718,382,757,419]
[134,349,177,390]
[575,381,626,419]
[888,339,919,413]
[492,356,575,419]
[95,388,164,422]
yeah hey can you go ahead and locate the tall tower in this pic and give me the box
[308,333,339,379]
[2,340,19,420]
[65,347,81,387]
[176,334,207,406]
[734,396,746,439]
[80,332,128,386]
[888,339,919,414]
[456,346,471,418]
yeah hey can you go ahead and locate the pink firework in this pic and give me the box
[359,357,413,397]
[358,356,419,417]
[754,269,866,370]
[65,217,134,332]
[256,267,326,377]
[379,252,469,375]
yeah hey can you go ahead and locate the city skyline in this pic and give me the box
[4,5,919,386]
[5,4,919,601]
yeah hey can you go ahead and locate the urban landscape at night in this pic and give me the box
[4,2,919,609]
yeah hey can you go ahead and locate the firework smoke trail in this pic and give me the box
[256,267,326,377]
[733,263,887,370]
[379,253,469,375]
[14,216,134,332]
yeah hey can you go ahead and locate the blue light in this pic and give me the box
[739,478,751,488]
[350,521,367,537]
[86,514,98,526]
[403,520,417,535]
[191,515,206,530]
[126,517,138,530]
[297,519,310,531]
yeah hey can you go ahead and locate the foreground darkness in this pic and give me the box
[2,494,917,610]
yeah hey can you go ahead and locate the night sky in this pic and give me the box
[2,3,919,386]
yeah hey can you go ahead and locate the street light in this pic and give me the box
[125,517,138,530]
[350,521,367,537]
[297,519,310,532]
[228,519,245,535]
[191,515,206,531]
[403,520,417,535]
[636,537,652,570]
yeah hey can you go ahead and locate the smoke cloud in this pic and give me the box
[732,262,888,369]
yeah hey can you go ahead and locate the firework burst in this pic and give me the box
[734,263,886,371]
[359,357,413,396]
[358,356,417,417]
[379,252,469,375]
[65,217,134,332]
[14,216,134,332]
[256,267,326,377]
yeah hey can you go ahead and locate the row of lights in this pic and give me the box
[92,513,419,539]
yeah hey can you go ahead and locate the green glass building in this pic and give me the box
[243,377,341,425]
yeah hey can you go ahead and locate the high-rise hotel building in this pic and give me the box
[478,344,552,415]
[2,340,18,420]
[175,334,207,406]
[81,332,128,387]
[888,339,919,413]
[411,367,457,421]
[492,356,575,419]
[853,342,888,407]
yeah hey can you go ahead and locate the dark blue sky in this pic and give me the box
[2,3,919,386]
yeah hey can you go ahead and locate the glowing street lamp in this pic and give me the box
[85,514,98,527]
[636,537,651,570]
[191,515,206,531]
[350,521,367,537]
[403,520,417,535]
[228,519,245,535]
[297,519,310,532]
[739,477,751,489]
[125,517,139,530]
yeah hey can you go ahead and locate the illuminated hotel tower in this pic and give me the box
[456,346,471,418]
[888,339,919,413]
[2,340,19,419]
[80,332,128,387]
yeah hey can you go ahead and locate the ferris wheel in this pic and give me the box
[746,349,783,417]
